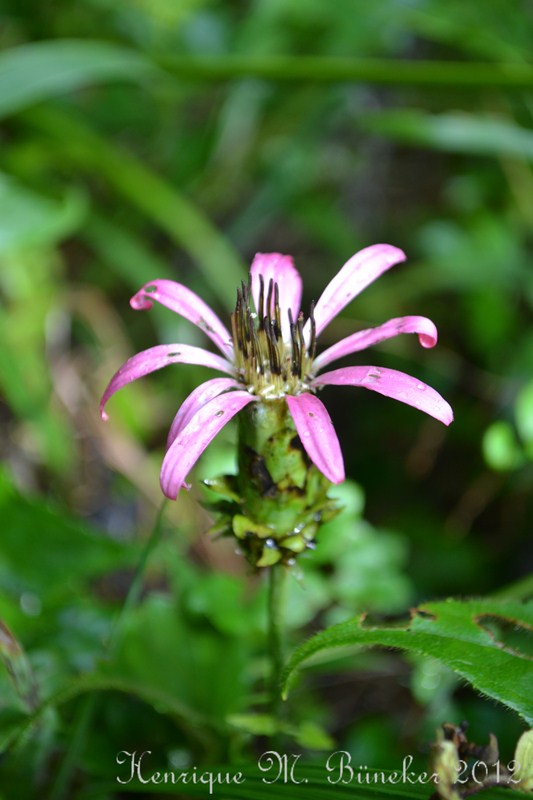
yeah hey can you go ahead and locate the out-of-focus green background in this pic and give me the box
[0,1,532,797]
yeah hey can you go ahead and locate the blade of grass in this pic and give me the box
[0,40,157,118]
[84,213,175,287]
[21,105,246,305]
[156,53,533,89]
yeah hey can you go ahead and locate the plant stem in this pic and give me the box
[267,564,288,724]
[157,54,533,89]
[48,501,167,800]
[110,499,168,644]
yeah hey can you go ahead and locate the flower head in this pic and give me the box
[101,244,453,502]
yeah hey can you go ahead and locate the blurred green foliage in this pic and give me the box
[0,0,532,797]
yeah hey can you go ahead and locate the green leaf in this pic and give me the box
[514,730,533,791]
[0,708,32,753]
[406,1,531,61]
[4,674,217,756]
[23,105,246,305]
[516,379,533,447]
[0,469,129,608]
[482,420,523,471]
[0,173,86,252]
[158,53,533,89]
[282,599,533,724]
[0,244,80,473]
[227,714,334,750]
[103,594,248,722]
[0,619,38,712]
[0,40,156,119]
[362,110,533,160]
[83,214,174,288]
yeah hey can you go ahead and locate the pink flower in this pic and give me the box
[100,244,453,499]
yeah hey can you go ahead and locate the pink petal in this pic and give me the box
[313,366,454,425]
[130,279,233,358]
[160,391,256,499]
[250,253,302,337]
[313,316,438,372]
[285,393,345,484]
[166,377,240,447]
[304,244,406,341]
[100,344,234,420]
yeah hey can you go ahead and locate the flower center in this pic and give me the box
[231,276,317,399]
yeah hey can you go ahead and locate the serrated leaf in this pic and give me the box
[282,599,533,724]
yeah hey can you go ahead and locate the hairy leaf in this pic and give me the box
[282,599,533,723]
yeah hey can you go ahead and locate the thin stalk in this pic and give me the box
[48,501,167,800]
[267,564,288,725]
[47,696,95,800]
[108,499,168,648]
[157,54,533,90]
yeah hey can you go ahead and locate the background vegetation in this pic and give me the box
[0,1,532,798]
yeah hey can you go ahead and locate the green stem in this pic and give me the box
[267,564,288,724]
[108,499,168,651]
[47,695,95,800]
[48,501,167,800]
[157,54,533,89]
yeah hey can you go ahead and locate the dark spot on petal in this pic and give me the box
[200,317,216,333]
[308,411,315,417]
[168,352,181,357]
[215,410,224,417]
